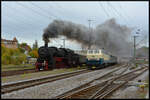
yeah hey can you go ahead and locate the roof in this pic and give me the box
[13,37,18,42]
[1,37,18,42]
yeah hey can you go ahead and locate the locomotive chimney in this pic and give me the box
[45,41,48,47]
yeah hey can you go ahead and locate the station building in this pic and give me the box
[1,37,18,49]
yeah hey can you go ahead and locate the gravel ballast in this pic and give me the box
[109,69,149,99]
[2,68,86,84]
[2,66,120,99]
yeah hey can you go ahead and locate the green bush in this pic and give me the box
[2,53,10,65]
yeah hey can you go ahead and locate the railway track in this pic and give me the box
[2,64,124,94]
[1,69,91,94]
[2,68,36,77]
[55,64,148,99]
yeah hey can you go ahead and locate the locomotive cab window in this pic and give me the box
[94,50,99,54]
[88,50,93,54]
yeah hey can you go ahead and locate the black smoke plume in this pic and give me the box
[43,19,133,57]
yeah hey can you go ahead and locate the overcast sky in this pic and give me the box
[2,1,149,50]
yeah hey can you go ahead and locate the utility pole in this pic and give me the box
[133,36,137,60]
[62,39,66,48]
[88,19,93,29]
[133,30,140,66]
[88,19,94,49]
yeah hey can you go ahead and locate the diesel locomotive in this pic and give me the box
[86,49,117,69]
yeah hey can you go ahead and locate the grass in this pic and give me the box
[2,66,86,83]
[1,64,35,72]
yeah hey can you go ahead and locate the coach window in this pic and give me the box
[96,50,99,54]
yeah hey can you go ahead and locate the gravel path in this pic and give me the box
[2,66,120,99]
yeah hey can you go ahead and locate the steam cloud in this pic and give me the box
[43,18,133,57]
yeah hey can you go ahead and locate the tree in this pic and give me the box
[29,49,38,58]
[19,42,32,52]
[2,46,27,65]
[20,43,27,47]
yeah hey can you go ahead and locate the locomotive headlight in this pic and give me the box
[92,66,96,69]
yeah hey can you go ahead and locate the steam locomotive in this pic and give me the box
[35,44,87,71]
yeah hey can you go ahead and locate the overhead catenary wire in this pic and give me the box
[5,3,56,41]
[3,13,42,40]
[3,5,35,25]
[104,2,121,19]
[4,2,64,47]
[3,4,51,39]
[29,2,66,46]
[3,14,36,38]
[98,2,110,18]
[47,3,66,19]
[107,2,130,26]
[118,4,133,21]
[136,35,148,47]
[4,5,47,25]
[118,3,141,29]
[17,2,53,20]
[30,2,60,20]
[116,3,147,48]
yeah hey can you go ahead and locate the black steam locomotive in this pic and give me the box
[35,44,87,71]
